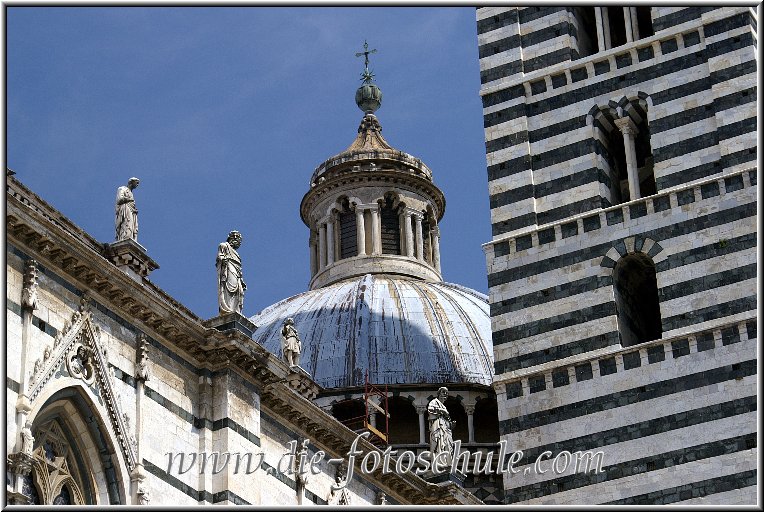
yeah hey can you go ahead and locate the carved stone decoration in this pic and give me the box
[136,485,150,505]
[280,318,301,367]
[21,259,39,310]
[427,387,455,464]
[25,306,139,472]
[377,491,388,505]
[216,230,246,315]
[66,344,95,384]
[135,334,150,382]
[115,177,140,242]
[327,462,352,505]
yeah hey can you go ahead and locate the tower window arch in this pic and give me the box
[337,198,357,260]
[380,194,401,255]
[593,97,655,205]
[613,252,662,347]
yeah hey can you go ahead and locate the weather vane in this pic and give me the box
[355,40,377,84]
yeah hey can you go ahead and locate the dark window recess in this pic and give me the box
[561,221,578,238]
[594,59,610,75]
[338,210,357,260]
[637,46,654,62]
[583,214,601,232]
[701,182,720,199]
[746,321,756,340]
[516,234,533,251]
[616,52,632,69]
[599,357,617,376]
[606,209,624,225]
[623,351,642,370]
[671,339,690,358]
[494,241,510,258]
[573,7,598,58]
[614,253,663,347]
[652,195,671,212]
[538,227,555,245]
[721,326,741,345]
[575,363,593,381]
[607,6,627,48]
[571,67,588,83]
[683,30,700,47]
[380,197,401,255]
[724,175,744,193]
[677,189,696,206]
[422,217,432,264]
[635,7,654,38]
[647,345,665,364]
[551,73,568,88]
[552,369,570,388]
[629,202,647,219]
[529,375,547,393]
[696,332,715,352]
[506,381,523,399]
[660,38,678,54]
[530,79,547,95]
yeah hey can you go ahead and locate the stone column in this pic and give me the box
[309,232,317,276]
[629,7,640,40]
[370,206,381,255]
[318,223,327,270]
[131,334,150,504]
[623,7,634,43]
[403,210,414,258]
[355,207,366,256]
[601,6,612,50]
[594,7,606,52]
[614,117,640,200]
[432,226,442,273]
[326,217,335,266]
[464,403,476,444]
[414,213,424,261]
[415,405,427,445]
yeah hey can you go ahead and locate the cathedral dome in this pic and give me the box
[249,274,493,389]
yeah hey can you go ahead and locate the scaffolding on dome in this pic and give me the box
[336,372,389,447]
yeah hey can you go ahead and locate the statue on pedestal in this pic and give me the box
[281,318,301,367]
[427,387,455,463]
[115,178,140,242]
[20,422,34,457]
[216,231,246,315]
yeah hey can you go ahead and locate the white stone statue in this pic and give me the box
[21,422,34,456]
[327,464,351,505]
[135,335,150,382]
[115,177,140,242]
[280,318,301,367]
[427,387,455,462]
[216,231,246,315]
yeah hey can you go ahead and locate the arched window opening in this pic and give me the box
[635,117,656,197]
[635,7,654,38]
[607,7,628,48]
[603,123,629,204]
[380,195,401,255]
[473,399,500,444]
[384,397,419,445]
[337,199,357,260]
[422,214,432,264]
[332,399,366,431]
[445,398,468,443]
[27,418,89,505]
[573,7,598,57]
[614,252,662,347]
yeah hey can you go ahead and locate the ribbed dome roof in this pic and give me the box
[249,274,494,389]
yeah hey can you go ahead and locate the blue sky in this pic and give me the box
[7,7,491,319]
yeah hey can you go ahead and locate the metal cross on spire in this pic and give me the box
[355,40,377,84]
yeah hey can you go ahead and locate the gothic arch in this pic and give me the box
[27,382,130,504]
